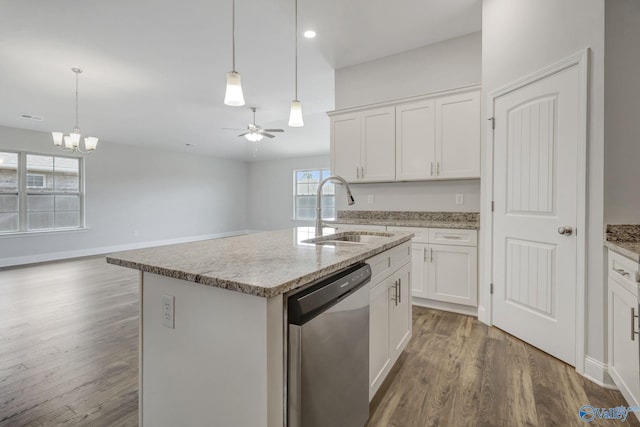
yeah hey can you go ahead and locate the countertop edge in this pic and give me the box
[325,219,479,230]
[106,234,414,298]
[604,241,640,263]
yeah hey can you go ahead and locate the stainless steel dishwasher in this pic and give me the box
[287,263,372,427]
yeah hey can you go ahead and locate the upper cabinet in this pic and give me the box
[331,106,396,183]
[330,86,481,183]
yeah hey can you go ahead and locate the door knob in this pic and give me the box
[557,226,573,236]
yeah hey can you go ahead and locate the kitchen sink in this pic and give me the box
[302,232,393,246]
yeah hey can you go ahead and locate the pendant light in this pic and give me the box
[288,0,304,127]
[224,0,245,106]
[52,68,99,154]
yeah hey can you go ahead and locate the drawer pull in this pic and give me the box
[632,308,639,341]
[614,268,630,278]
[441,235,462,240]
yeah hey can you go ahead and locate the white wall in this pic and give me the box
[604,0,640,224]
[0,126,248,266]
[247,155,330,231]
[335,32,482,110]
[481,0,605,369]
[334,32,482,213]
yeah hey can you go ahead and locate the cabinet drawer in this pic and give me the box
[389,242,411,270]
[428,228,477,247]
[366,242,411,284]
[387,226,429,243]
[608,250,640,295]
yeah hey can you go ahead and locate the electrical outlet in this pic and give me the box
[455,194,464,205]
[162,294,175,329]
[367,194,375,204]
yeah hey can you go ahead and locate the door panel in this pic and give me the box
[396,100,436,180]
[362,107,395,182]
[492,63,583,366]
[389,264,411,354]
[331,113,361,181]
[369,277,392,394]
[411,243,428,298]
[429,245,478,306]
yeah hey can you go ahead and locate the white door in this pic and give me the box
[361,106,395,182]
[331,113,361,181]
[492,61,584,365]
[435,91,480,179]
[396,99,436,180]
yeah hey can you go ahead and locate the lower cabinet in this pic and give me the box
[368,256,411,401]
[607,250,640,411]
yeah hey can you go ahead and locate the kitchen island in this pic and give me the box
[106,227,413,427]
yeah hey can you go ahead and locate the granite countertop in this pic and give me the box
[604,224,640,263]
[106,227,413,298]
[326,210,480,230]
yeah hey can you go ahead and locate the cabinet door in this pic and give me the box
[411,243,429,299]
[331,113,361,182]
[428,244,478,306]
[361,106,396,182]
[608,279,640,407]
[389,264,412,356]
[435,91,480,179]
[396,99,436,180]
[369,274,393,399]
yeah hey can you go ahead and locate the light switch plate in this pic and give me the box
[162,294,175,329]
[367,194,375,204]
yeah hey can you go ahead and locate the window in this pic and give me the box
[294,168,335,220]
[0,151,83,233]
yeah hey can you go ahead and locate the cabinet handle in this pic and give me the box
[361,167,365,178]
[397,278,401,304]
[423,248,427,263]
[441,235,462,240]
[632,307,639,341]
[356,167,360,179]
[391,280,398,305]
[430,162,434,176]
[437,162,440,176]
[614,268,630,278]
[430,248,433,263]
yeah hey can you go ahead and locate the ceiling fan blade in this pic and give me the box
[262,133,276,138]
[263,129,284,132]
[237,132,250,137]
[222,127,245,131]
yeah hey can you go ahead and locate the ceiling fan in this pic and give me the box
[235,107,284,142]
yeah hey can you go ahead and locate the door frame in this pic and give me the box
[484,49,589,374]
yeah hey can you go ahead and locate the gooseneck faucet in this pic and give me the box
[316,175,355,237]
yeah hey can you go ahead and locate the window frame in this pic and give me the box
[292,168,335,221]
[0,149,85,235]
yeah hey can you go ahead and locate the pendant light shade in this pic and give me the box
[224,0,245,106]
[288,100,304,127]
[224,71,245,106]
[288,0,304,127]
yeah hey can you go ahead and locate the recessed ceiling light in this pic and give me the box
[303,30,316,39]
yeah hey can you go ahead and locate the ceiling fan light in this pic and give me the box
[224,71,245,106]
[84,136,99,151]
[52,132,64,146]
[288,100,304,127]
[245,132,263,142]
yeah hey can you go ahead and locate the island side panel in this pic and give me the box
[141,272,283,427]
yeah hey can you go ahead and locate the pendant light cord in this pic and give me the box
[232,0,236,72]
[294,0,298,100]
[75,71,80,130]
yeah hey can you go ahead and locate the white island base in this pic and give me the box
[140,273,284,427]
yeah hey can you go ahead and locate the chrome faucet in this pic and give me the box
[316,175,355,237]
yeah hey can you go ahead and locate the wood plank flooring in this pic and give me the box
[1,257,637,426]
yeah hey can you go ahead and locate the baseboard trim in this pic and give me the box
[0,230,249,268]
[583,356,617,389]
[412,297,478,317]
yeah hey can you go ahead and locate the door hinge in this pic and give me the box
[488,117,495,130]
[491,201,495,212]
[490,283,494,294]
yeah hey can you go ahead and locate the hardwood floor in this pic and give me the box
[367,307,640,427]
[1,257,636,426]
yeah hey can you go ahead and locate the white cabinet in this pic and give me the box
[330,107,395,183]
[396,99,436,180]
[331,86,480,183]
[607,250,640,411]
[367,242,411,401]
[434,91,481,179]
[389,226,478,311]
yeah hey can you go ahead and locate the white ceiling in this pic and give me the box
[0,0,481,162]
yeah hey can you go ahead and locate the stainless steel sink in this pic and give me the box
[302,232,393,246]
